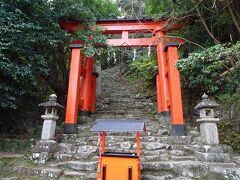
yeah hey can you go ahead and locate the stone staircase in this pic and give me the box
[27,66,240,180]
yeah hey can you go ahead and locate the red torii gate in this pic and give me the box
[58,17,187,136]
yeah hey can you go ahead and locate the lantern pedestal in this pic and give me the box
[197,118,219,145]
[32,140,57,164]
[41,114,58,140]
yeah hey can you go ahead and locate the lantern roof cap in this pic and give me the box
[194,93,219,110]
[38,94,64,108]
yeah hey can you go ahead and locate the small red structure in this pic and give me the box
[92,119,146,180]
[58,17,187,136]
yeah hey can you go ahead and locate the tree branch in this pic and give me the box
[191,0,220,44]
[228,0,240,33]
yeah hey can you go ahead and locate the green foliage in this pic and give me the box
[146,0,240,44]
[177,42,240,94]
[126,55,157,85]
[219,121,240,153]
[0,0,119,110]
[146,0,192,19]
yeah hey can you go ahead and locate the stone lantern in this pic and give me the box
[194,93,219,145]
[32,94,64,164]
[38,94,64,140]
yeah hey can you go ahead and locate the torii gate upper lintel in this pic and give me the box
[59,17,187,136]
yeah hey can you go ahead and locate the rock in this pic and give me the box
[233,156,240,165]
[30,167,62,179]
[142,161,174,171]
[145,143,169,150]
[170,136,192,145]
[76,145,97,159]
[189,130,200,138]
[157,129,170,136]
[63,170,85,177]
[173,161,208,179]
[172,177,192,180]
[54,153,73,161]
[194,151,230,163]
[171,155,196,161]
[58,143,76,154]
[55,161,97,171]
[33,140,57,153]
[117,142,131,149]
[88,173,97,179]
[32,152,52,164]
[208,166,240,180]
[141,174,174,180]
[62,134,77,143]
[170,150,185,156]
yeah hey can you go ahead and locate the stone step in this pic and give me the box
[54,153,98,162]
[65,135,192,144]
[102,97,150,104]
[142,160,240,179]
[51,160,98,171]
[97,105,150,111]
[60,170,96,179]
[94,109,145,115]
[13,166,63,179]
[141,174,175,180]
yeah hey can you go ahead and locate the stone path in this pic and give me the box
[6,66,240,179]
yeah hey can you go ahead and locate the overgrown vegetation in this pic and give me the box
[0,0,119,137]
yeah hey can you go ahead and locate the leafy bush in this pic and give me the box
[177,42,240,94]
[125,55,158,85]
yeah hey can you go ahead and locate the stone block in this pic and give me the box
[54,153,73,161]
[208,166,240,180]
[233,156,240,165]
[30,167,62,178]
[170,150,185,156]
[141,174,174,180]
[63,170,85,177]
[32,152,52,164]
[62,134,77,143]
[76,145,97,159]
[157,129,170,136]
[55,161,97,171]
[170,136,192,145]
[200,122,219,145]
[197,145,232,154]
[117,142,131,149]
[173,161,208,179]
[194,151,230,163]
[58,143,76,154]
[142,161,174,171]
[145,142,169,150]
[41,120,56,140]
[33,140,57,153]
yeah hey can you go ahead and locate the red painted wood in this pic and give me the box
[65,48,82,125]
[166,46,184,125]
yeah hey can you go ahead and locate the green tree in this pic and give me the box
[0,0,119,134]
[0,0,119,109]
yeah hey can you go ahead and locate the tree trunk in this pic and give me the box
[191,0,220,44]
[228,1,240,33]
